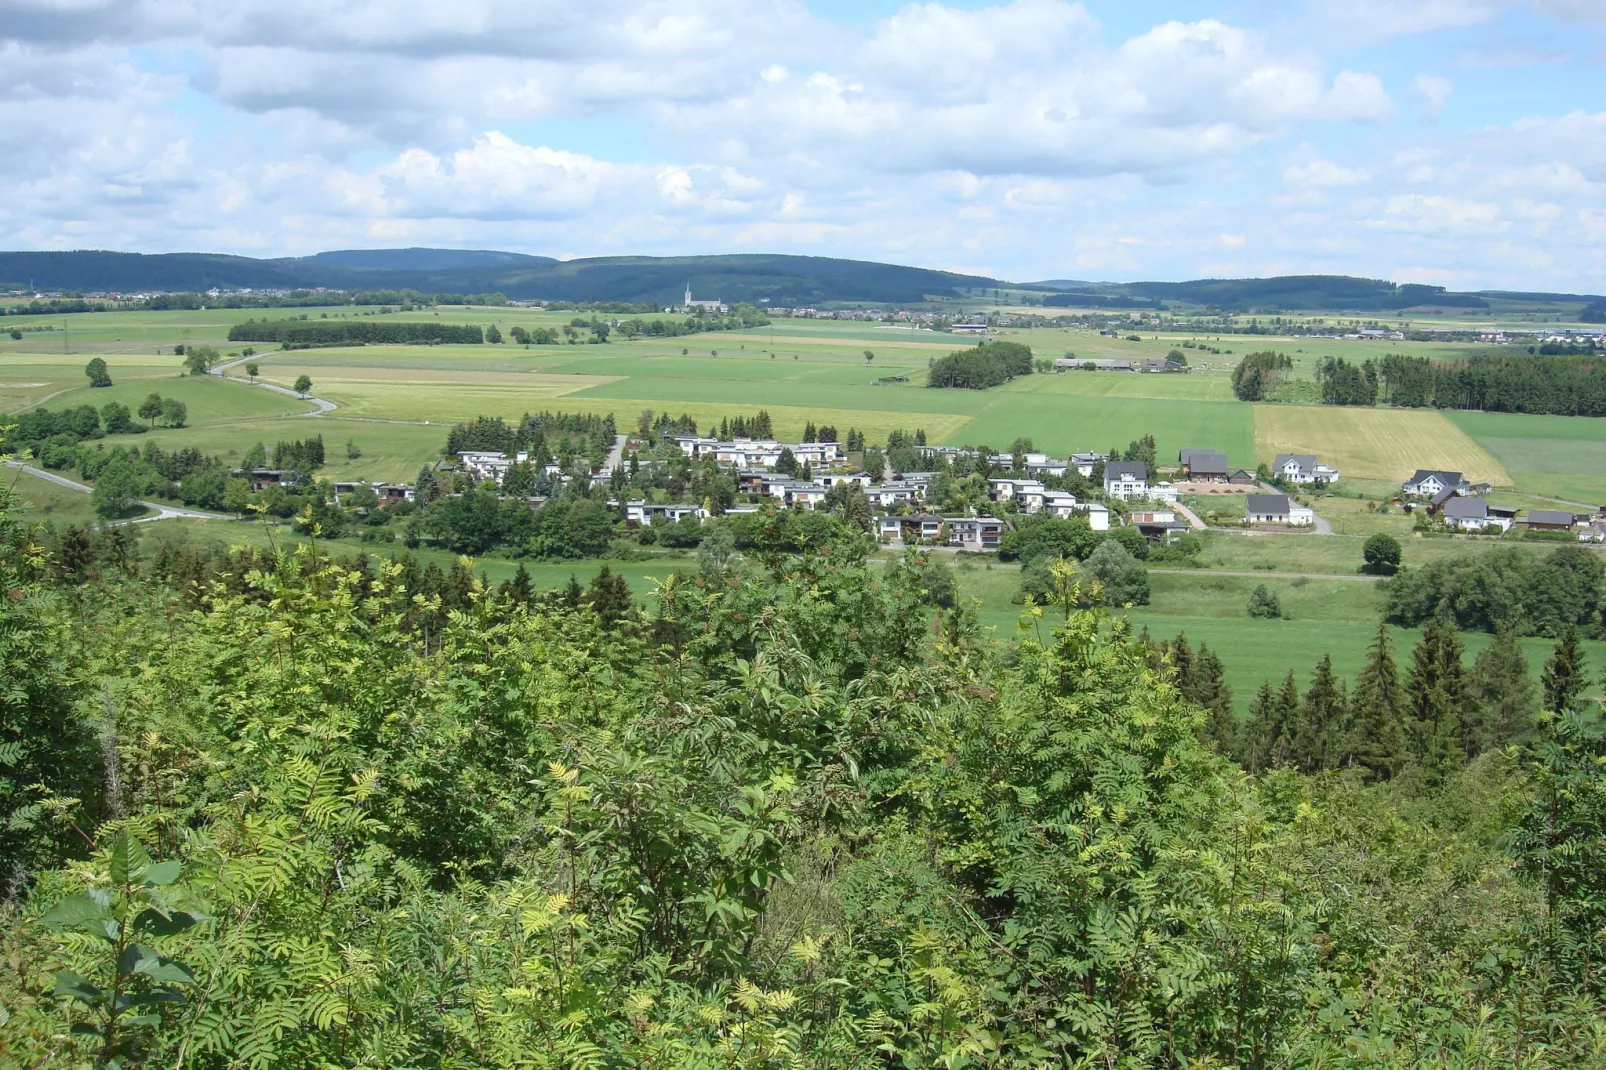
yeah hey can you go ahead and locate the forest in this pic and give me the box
[2,450,1605,1067]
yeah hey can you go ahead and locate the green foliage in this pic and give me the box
[1386,543,1606,637]
[85,357,113,388]
[1247,583,1283,618]
[291,374,313,396]
[926,340,1033,389]
[228,319,484,345]
[1363,531,1402,574]
[181,345,218,376]
[1230,350,1292,400]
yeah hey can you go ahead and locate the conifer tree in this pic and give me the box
[1294,654,1343,771]
[1541,625,1589,718]
[1405,619,1471,768]
[1471,624,1537,750]
[1272,669,1300,769]
[1241,681,1277,773]
[1190,643,1236,755]
[1349,624,1406,779]
[1167,632,1194,691]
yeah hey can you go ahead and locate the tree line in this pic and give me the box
[227,319,486,346]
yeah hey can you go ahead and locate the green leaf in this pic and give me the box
[134,907,202,937]
[52,970,105,1005]
[134,958,196,986]
[142,860,181,887]
[118,944,155,977]
[39,893,113,930]
[82,918,121,943]
[108,832,151,886]
[69,1023,102,1037]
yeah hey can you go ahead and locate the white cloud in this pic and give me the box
[1285,158,1372,187]
[1411,74,1454,121]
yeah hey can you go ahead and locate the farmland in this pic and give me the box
[5,300,1606,711]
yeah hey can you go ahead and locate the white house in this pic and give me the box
[989,477,1047,503]
[1273,453,1341,485]
[625,501,708,527]
[1104,461,1149,501]
[1041,491,1080,519]
[459,450,529,484]
[945,517,1005,550]
[1402,470,1469,498]
[817,472,871,489]
[1246,493,1315,526]
[1080,503,1111,531]
[1441,497,1511,533]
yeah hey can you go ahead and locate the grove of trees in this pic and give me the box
[926,340,1034,389]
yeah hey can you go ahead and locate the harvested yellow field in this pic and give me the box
[1254,405,1512,485]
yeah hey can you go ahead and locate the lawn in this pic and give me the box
[1447,410,1606,504]
[1254,404,1511,485]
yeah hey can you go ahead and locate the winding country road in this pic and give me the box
[5,461,234,523]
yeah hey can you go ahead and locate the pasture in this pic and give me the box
[1447,411,1606,505]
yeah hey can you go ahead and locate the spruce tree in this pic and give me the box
[1541,626,1589,718]
[1167,632,1194,692]
[1471,624,1537,751]
[1242,681,1277,773]
[1272,670,1300,769]
[1191,643,1236,756]
[1404,619,1471,769]
[1350,624,1405,779]
[1295,654,1343,772]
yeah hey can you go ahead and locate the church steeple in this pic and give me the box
[684,281,693,308]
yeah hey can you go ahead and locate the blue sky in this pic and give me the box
[1,0,1603,290]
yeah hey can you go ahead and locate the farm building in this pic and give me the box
[1524,510,1579,532]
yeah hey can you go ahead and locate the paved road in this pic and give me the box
[5,461,233,522]
[212,360,338,415]
[1171,500,1207,531]
[602,433,626,476]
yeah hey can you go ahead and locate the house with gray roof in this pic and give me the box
[1104,461,1149,500]
[1441,497,1511,533]
[1273,453,1340,485]
[1403,470,1469,498]
[1179,449,1230,482]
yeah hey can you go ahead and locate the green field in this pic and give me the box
[7,302,1606,715]
[1447,411,1606,505]
[7,467,105,528]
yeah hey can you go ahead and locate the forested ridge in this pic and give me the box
[2,467,1605,1065]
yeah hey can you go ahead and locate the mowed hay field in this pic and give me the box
[1253,404,1511,485]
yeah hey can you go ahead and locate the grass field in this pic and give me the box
[1253,404,1511,485]
[7,467,104,528]
[1447,411,1606,505]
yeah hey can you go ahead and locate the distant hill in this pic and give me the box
[2,250,1602,313]
[293,248,556,272]
[0,250,995,305]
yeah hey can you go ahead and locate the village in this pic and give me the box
[225,425,1606,555]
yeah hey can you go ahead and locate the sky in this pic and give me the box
[1,0,1603,290]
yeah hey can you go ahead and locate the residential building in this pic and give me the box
[624,501,708,527]
[1081,502,1111,531]
[1104,461,1149,500]
[878,514,945,543]
[1041,491,1080,518]
[817,472,871,489]
[1246,493,1316,526]
[1441,497,1511,533]
[1402,470,1469,498]
[1178,449,1230,482]
[1272,453,1341,485]
[1070,452,1103,478]
[946,517,1005,550]
[988,477,1047,503]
